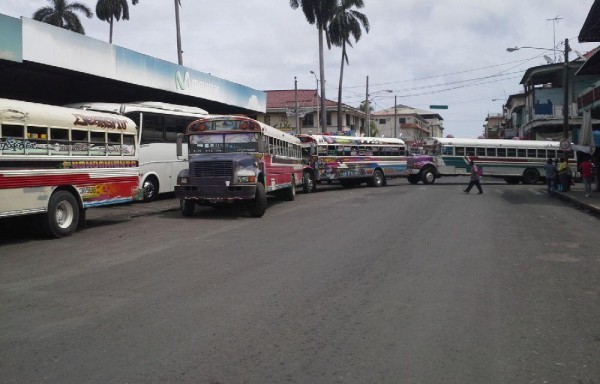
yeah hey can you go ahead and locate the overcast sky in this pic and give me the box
[1,0,596,137]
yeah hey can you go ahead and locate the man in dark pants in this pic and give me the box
[463,160,483,194]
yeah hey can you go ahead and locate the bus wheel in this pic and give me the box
[521,169,540,184]
[370,170,385,187]
[142,177,158,203]
[421,168,436,184]
[302,171,314,193]
[181,198,195,217]
[407,174,420,184]
[40,190,80,238]
[284,176,296,201]
[248,183,267,218]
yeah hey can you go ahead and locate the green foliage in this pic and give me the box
[32,0,93,35]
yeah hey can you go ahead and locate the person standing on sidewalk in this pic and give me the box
[580,156,594,198]
[557,157,570,192]
[463,160,483,194]
[544,158,557,196]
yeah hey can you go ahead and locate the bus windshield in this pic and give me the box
[189,132,260,154]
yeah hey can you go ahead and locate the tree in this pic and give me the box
[328,0,369,131]
[359,100,377,136]
[32,0,93,35]
[96,0,140,44]
[290,0,337,133]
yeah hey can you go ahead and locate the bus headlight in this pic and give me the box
[237,175,256,183]
[179,177,189,184]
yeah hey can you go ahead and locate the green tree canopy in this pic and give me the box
[33,0,93,35]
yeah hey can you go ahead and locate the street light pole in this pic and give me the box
[366,76,370,136]
[394,95,397,138]
[563,38,570,140]
[310,71,320,133]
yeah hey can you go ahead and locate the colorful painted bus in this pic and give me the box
[406,137,577,184]
[65,101,209,202]
[0,98,142,237]
[175,115,305,217]
[297,134,407,189]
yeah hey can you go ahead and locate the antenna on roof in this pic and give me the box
[546,15,563,63]
[543,55,554,64]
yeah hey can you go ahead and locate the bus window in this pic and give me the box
[497,148,506,157]
[527,148,536,158]
[455,147,465,156]
[123,134,136,156]
[140,113,164,143]
[476,147,485,157]
[466,147,475,156]
[517,148,527,157]
[536,149,546,158]
[486,147,496,157]
[507,148,517,157]
[107,132,121,156]
[50,127,69,155]
[442,146,453,155]
[72,129,88,155]
[90,131,106,155]
[27,126,49,155]
[547,149,557,159]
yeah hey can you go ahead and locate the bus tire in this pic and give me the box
[407,174,420,184]
[302,171,314,193]
[421,167,436,184]
[40,190,80,238]
[521,169,540,184]
[284,176,296,201]
[248,183,267,218]
[142,176,159,203]
[504,177,520,184]
[370,170,385,187]
[181,198,195,216]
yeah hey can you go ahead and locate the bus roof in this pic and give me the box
[298,134,406,146]
[1,98,137,134]
[427,137,562,149]
[64,101,209,117]
[188,115,301,145]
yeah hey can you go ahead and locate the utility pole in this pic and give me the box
[394,95,397,138]
[365,76,370,136]
[563,38,569,140]
[174,0,183,65]
[294,77,299,135]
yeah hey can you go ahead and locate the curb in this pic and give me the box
[554,192,600,217]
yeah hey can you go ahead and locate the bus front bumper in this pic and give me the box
[174,184,256,201]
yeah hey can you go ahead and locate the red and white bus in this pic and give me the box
[0,98,142,237]
[175,115,305,217]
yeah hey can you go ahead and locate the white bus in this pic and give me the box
[66,101,208,201]
[0,98,141,237]
[406,137,577,184]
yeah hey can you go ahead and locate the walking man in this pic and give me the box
[544,158,557,196]
[463,160,483,194]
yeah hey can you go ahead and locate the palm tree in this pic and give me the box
[32,0,93,35]
[329,0,369,131]
[95,0,140,44]
[290,0,337,133]
[359,100,377,136]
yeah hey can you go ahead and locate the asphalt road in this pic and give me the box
[1,179,599,383]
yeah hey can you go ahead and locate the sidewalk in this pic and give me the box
[553,183,600,216]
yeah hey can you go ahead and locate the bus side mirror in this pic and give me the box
[309,143,316,155]
[176,133,183,158]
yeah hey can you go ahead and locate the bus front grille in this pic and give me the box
[191,161,234,177]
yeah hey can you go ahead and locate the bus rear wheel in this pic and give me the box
[302,171,314,193]
[247,183,267,217]
[521,169,540,184]
[369,170,385,187]
[40,190,80,238]
[283,176,296,201]
[142,176,158,203]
